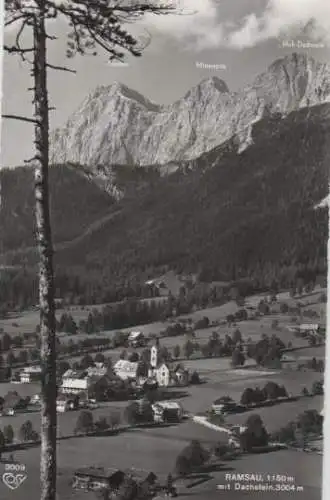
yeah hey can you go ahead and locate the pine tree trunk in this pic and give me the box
[33,2,57,499]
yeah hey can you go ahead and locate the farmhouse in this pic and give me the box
[299,324,319,334]
[60,372,90,395]
[114,359,138,380]
[124,469,158,494]
[151,401,183,423]
[72,467,126,492]
[19,365,42,383]
[212,397,237,415]
[174,364,189,386]
[60,366,107,396]
[128,331,146,347]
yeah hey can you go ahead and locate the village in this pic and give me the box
[0,281,326,499]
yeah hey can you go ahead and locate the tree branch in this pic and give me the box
[24,156,38,164]
[5,13,27,27]
[4,45,34,54]
[46,63,76,74]
[2,114,38,124]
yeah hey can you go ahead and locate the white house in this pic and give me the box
[60,368,105,395]
[114,360,138,381]
[19,366,42,383]
[60,376,90,394]
[154,363,171,387]
[299,324,319,334]
[148,346,189,387]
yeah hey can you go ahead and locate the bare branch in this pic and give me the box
[2,114,38,124]
[46,63,76,73]
[5,14,26,27]
[15,17,32,61]
[24,156,38,164]
[46,34,58,40]
[4,45,34,54]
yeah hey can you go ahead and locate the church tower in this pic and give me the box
[150,345,158,368]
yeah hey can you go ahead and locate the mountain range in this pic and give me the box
[0,52,329,300]
[50,52,330,172]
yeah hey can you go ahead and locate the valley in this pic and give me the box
[0,48,328,500]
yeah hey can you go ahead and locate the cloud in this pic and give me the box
[144,0,330,50]
[143,0,226,51]
[227,0,330,49]
[5,0,330,52]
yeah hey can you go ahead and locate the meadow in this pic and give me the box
[0,421,322,500]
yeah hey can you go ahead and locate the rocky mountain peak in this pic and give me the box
[87,82,161,111]
[183,76,230,101]
[269,52,311,70]
[194,75,229,93]
[50,52,330,167]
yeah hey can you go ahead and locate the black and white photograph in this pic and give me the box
[0,1,329,499]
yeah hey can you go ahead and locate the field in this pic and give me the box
[0,382,40,399]
[0,287,325,340]
[0,421,322,500]
[0,287,325,499]
[0,352,324,444]
[0,349,324,500]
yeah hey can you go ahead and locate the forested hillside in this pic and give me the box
[0,164,113,251]
[0,104,328,305]
[55,104,329,288]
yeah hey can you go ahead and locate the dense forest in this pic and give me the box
[0,163,114,252]
[0,104,329,306]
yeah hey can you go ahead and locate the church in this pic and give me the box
[147,345,189,387]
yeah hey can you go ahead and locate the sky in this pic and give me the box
[1,0,330,166]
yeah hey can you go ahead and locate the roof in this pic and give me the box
[128,331,144,340]
[173,363,186,373]
[114,360,138,373]
[152,400,182,411]
[22,366,42,373]
[299,324,319,330]
[86,366,107,377]
[62,369,82,379]
[155,362,170,370]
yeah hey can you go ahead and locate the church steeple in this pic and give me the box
[150,344,158,368]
